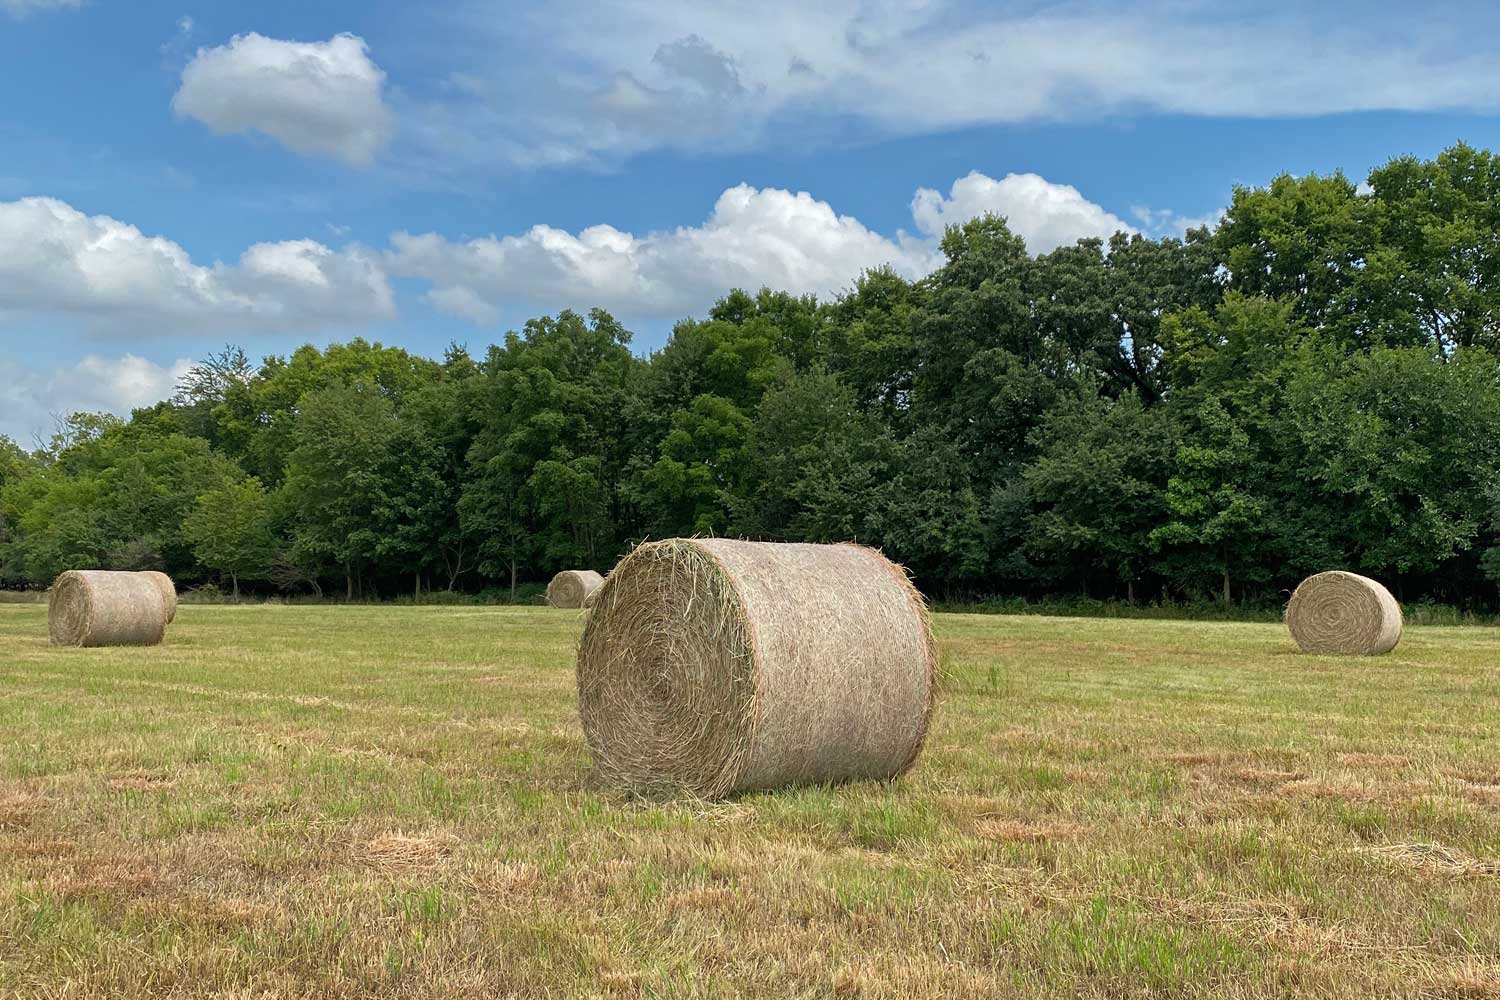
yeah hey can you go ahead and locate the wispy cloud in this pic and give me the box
[1,0,81,18]
[420,0,1500,168]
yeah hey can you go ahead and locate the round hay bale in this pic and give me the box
[48,570,167,647]
[548,569,604,609]
[576,538,937,798]
[1285,571,1402,656]
[139,571,177,624]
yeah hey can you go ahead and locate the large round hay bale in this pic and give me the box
[548,569,604,609]
[48,570,167,647]
[576,538,937,798]
[1285,571,1402,655]
[140,571,177,624]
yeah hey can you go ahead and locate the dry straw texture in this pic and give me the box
[576,538,937,799]
[1286,571,1402,656]
[547,570,604,609]
[140,570,177,623]
[48,570,167,647]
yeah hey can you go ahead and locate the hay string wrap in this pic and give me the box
[1285,571,1402,656]
[576,539,937,798]
[547,570,604,609]
[48,570,167,647]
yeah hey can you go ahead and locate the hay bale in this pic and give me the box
[48,570,167,647]
[548,569,604,609]
[1285,571,1402,655]
[576,538,937,798]
[139,571,177,624]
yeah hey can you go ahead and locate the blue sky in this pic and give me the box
[3,0,1500,441]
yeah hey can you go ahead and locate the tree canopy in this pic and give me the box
[7,144,1500,608]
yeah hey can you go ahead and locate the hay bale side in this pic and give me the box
[1285,571,1402,656]
[48,570,167,647]
[548,570,604,609]
[140,571,177,624]
[576,538,937,798]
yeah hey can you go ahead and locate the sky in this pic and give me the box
[3,0,1500,443]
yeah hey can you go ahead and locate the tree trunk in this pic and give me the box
[1222,568,1231,608]
[414,571,421,600]
[1127,579,1135,606]
[345,568,353,602]
[509,560,518,603]
[231,572,239,600]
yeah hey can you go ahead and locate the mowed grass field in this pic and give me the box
[1,605,1498,998]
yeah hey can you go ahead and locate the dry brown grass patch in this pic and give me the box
[0,787,45,829]
[460,860,540,897]
[1360,843,1500,879]
[107,771,178,791]
[974,816,1083,842]
[1456,780,1500,805]
[362,831,460,874]
[49,857,164,903]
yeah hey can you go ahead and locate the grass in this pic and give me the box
[0,606,1497,997]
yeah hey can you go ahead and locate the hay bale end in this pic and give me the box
[548,569,604,609]
[1285,570,1402,656]
[576,538,937,798]
[48,570,167,647]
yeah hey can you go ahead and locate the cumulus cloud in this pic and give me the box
[388,170,1136,323]
[0,355,194,443]
[438,1,1500,167]
[0,196,395,334]
[913,172,1134,253]
[389,183,932,322]
[1,0,80,16]
[173,32,395,165]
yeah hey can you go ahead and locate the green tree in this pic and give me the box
[639,394,752,536]
[461,310,643,596]
[280,384,399,599]
[1150,398,1271,605]
[1359,144,1500,354]
[731,368,893,541]
[1024,391,1172,601]
[182,478,275,597]
[1286,346,1500,580]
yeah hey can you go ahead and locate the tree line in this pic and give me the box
[6,144,1500,608]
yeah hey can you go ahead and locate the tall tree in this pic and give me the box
[280,384,399,599]
[182,478,275,597]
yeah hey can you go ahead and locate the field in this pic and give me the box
[1,605,1498,998]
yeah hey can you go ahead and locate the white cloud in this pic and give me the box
[1,0,80,16]
[173,32,395,166]
[1130,204,1224,238]
[913,172,1134,253]
[438,1,1500,167]
[0,355,194,444]
[0,196,395,334]
[388,170,1138,323]
[389,183,933,322]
